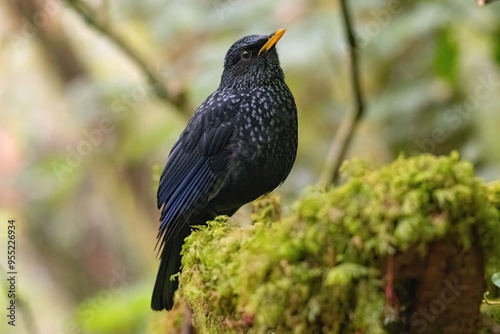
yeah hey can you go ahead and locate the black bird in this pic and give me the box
[152,29,298,311]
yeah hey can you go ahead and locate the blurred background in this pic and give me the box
[1,0,500,333]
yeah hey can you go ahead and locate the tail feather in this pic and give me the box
[151,209,238,311]
[151,225,191,311]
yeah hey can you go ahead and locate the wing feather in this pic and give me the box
[155,96,242,253]
[157,160,214,251]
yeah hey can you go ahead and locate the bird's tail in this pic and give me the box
[151,225,191,311]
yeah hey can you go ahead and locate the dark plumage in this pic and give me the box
[151,29,298,311]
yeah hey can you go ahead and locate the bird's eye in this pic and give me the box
[241,50,252,60]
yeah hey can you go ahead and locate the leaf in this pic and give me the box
[493,272,500,288]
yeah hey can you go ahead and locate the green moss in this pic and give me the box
[179,153,500,333]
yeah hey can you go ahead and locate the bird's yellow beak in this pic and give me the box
[258,29,286,56]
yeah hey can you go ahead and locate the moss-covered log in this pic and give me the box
[178,153,500,333]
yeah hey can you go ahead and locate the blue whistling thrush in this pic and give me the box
[152,29,298,311]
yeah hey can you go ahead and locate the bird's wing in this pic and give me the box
[156,97,238,252]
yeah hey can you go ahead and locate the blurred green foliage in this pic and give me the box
[1,0,500,333]
[433,28,458,84]
[76,284,149,334]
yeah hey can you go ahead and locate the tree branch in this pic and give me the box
[320,0,365,186]
[65,0,188,114]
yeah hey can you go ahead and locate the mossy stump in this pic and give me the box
[178,153,500,333]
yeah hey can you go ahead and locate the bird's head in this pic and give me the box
[220,29,286,89]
